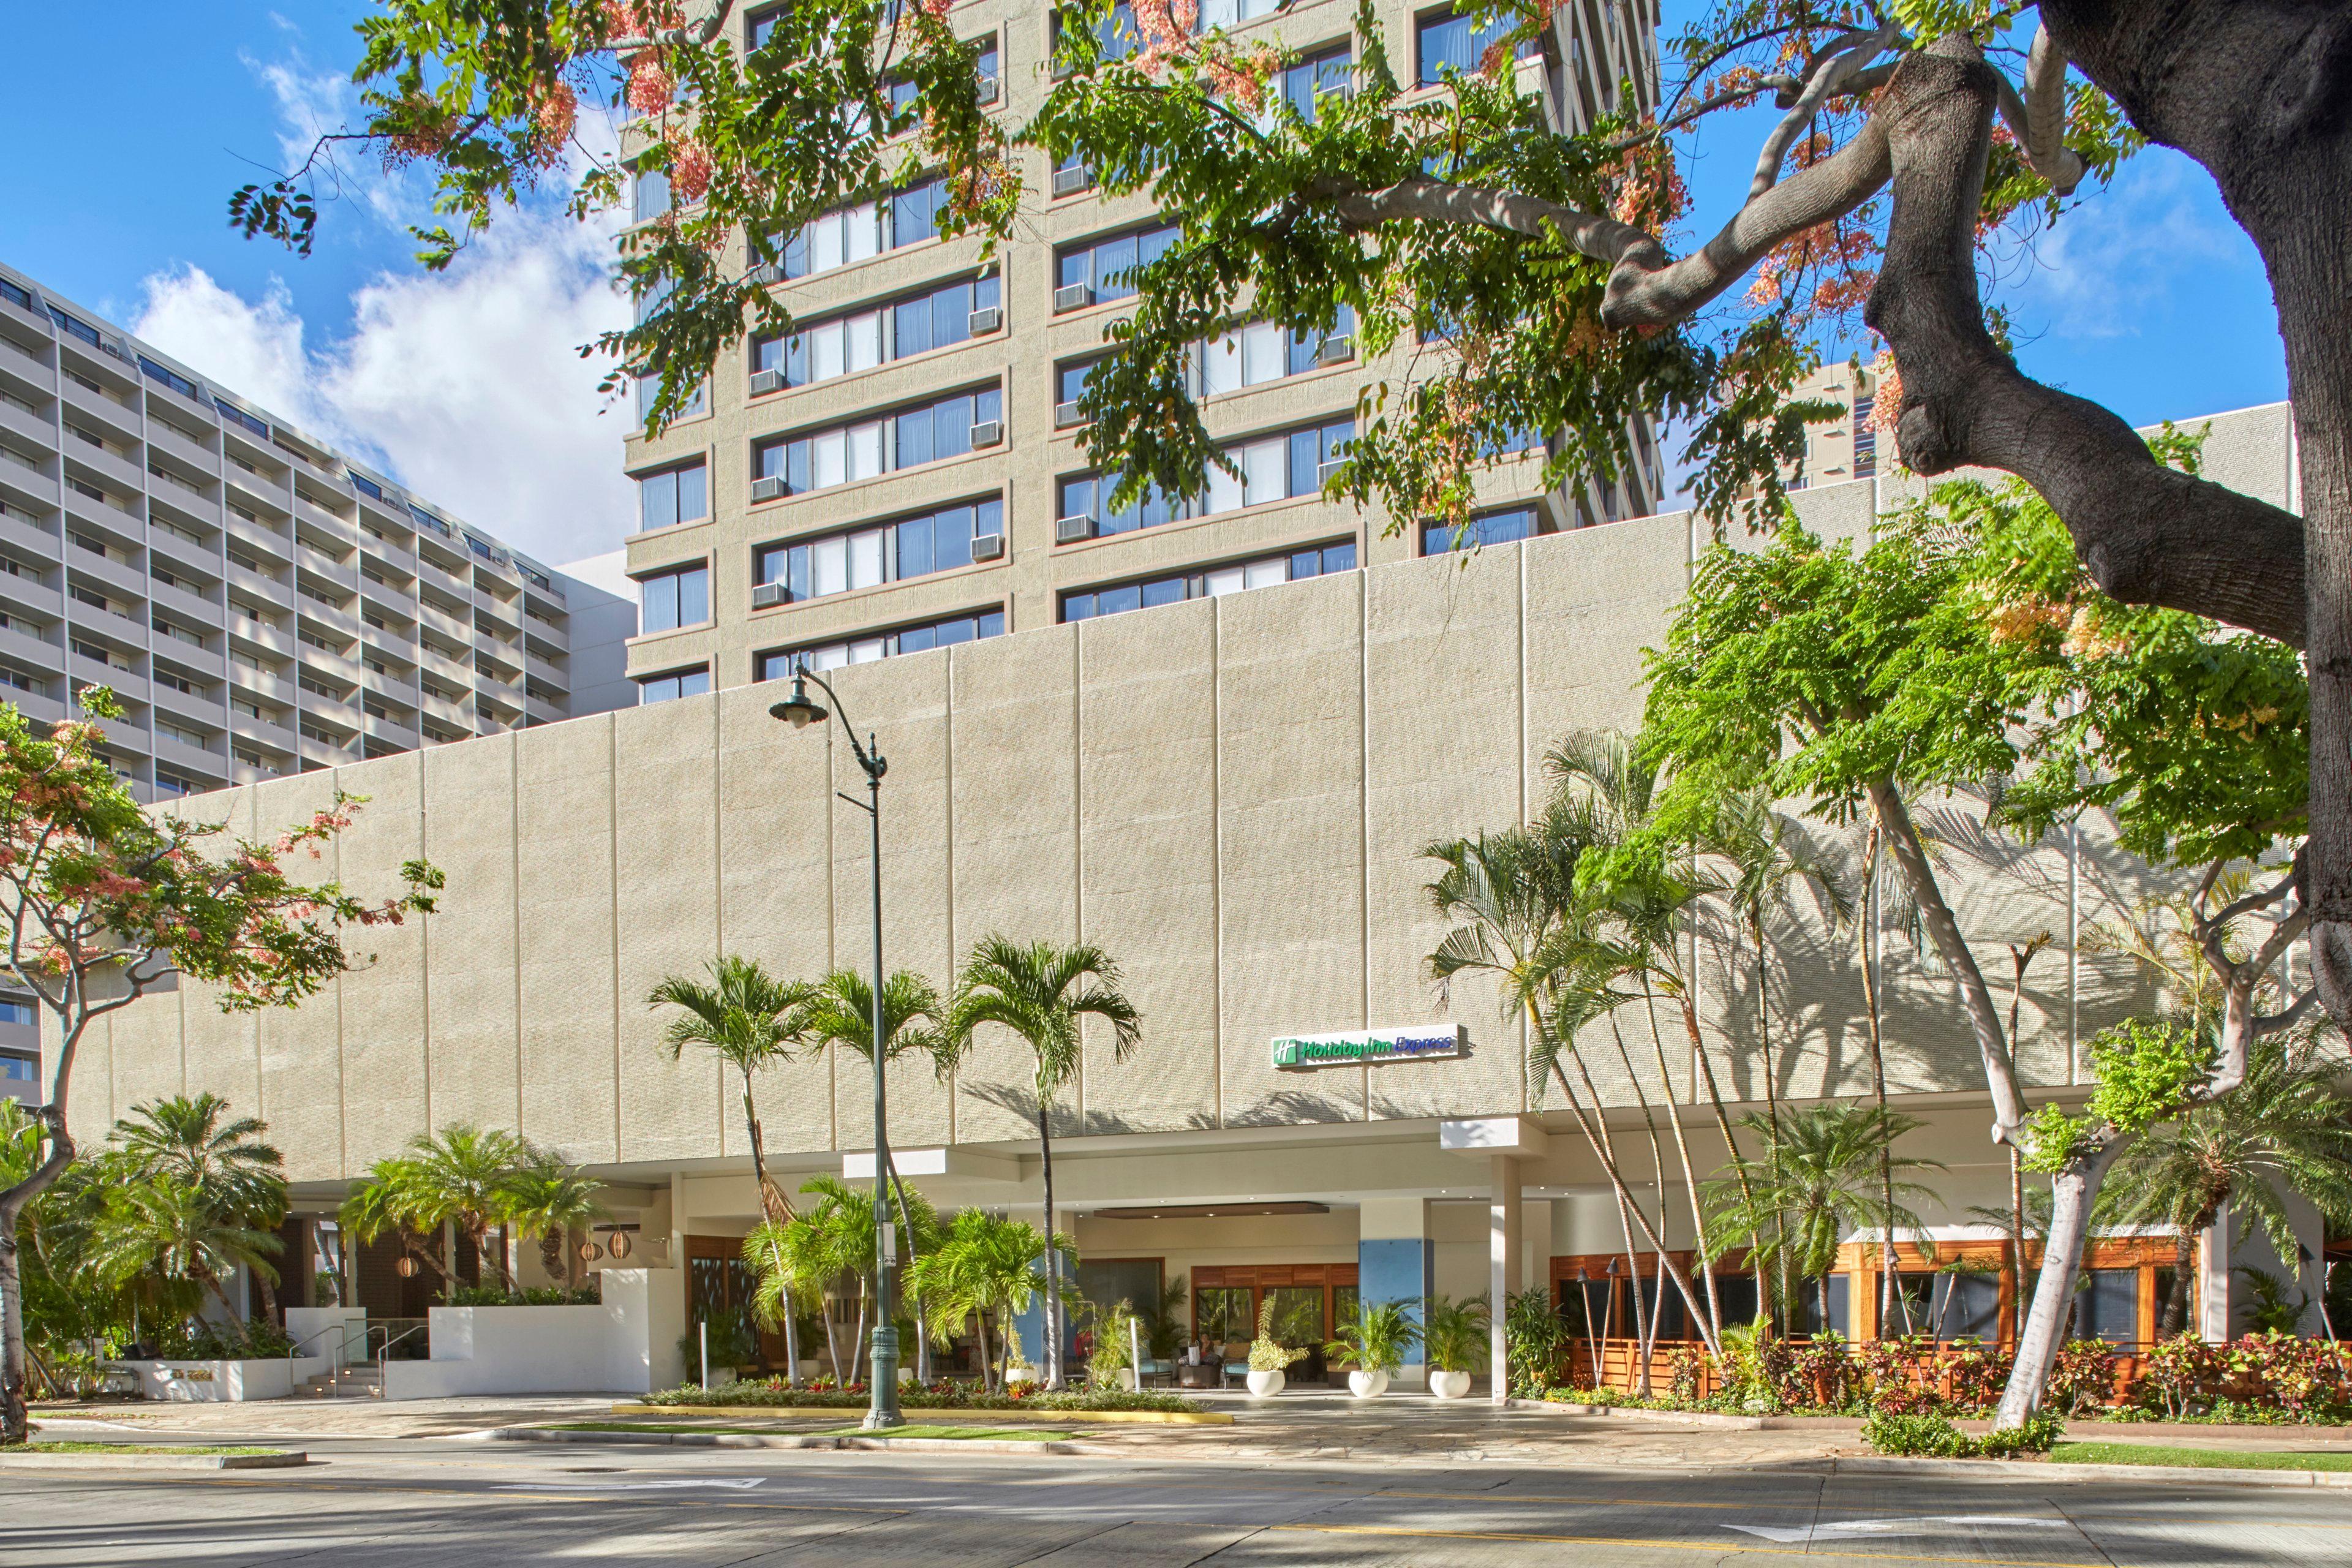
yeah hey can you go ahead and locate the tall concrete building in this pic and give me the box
[1782,359,1884,491]
[619,0,1668,699]
[0,264,637,805]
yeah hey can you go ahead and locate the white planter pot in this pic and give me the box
[1246,1369,1286,1396]
[1119,1368,1139,1391]
[1429,1370,1473,1400]
[1348,1369,1390,1399]
[1005,1365,1038,1388]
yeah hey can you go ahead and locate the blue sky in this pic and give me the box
[0,5,2293,562]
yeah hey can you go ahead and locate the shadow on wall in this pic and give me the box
[961,1078,1219,1137]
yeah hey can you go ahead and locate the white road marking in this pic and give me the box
[492,1477,771,1492]
[1728,1514,2073,1544]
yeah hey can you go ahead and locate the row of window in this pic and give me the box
[753,273,1000,391]
[755,385,1003,496]
[759,496,1002,602]
[1055,416,1353,540]
[761,608,1007,679]
[1061,541,1355,623]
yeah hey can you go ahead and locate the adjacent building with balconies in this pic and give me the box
[617,0,1668,699]
[0,263,638,805]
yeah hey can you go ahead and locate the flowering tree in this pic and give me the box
[0,693,440,1444]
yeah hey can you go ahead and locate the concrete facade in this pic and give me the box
[616,0,1668,699]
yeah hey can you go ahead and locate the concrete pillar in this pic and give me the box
[1359,1196,1432,1385]
[1490,1154,1521,1402]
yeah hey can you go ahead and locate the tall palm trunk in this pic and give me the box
[1858,828,1907,1335]
[742,1069,801,1384]
[973,1308,995,1394]
[1643,989,1720,1343]
[886,1160,929,1382]
[820,1292,845,1385]
[1038,1103,1066,1390]
[1741,911,1789,1333]
[1608,1014,1670,1386]
[1681,979,1764,1328]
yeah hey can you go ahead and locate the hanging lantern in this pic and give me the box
[578,1240,605,1264]
[396,1255,419,1278]
[608,1230,633,1261]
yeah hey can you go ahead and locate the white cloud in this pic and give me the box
[2003,151,2260,341]
[129,35,638,570]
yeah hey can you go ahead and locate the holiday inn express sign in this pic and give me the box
[1271,1023,1466,1069]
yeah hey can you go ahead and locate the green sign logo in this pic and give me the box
[1271,1026,1464,1069]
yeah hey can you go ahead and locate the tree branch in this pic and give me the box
[1862,35,2309,649]
[1747,24,1901,200]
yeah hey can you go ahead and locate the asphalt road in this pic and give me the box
[4,1433,2348,1566]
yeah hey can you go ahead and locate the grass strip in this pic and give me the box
[815,1425,1068,1442]
[2053,1442,2352,1473]
[549,1422,826,1436]
[12,1442,280,1457]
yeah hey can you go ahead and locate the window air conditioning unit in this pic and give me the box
[1051,164,1093,197]
[1055,513,1093,545]
[750,262,783,285]
[750,475,787,503]
[1053,281,1093,313]
[1314,334,1354,366]
[967,304,1003,334]
[970,530,1005,562]
[748,368,785,396]
[1054,400,1085,429]
[750,581,789,609]
[975,72,1001,105]
[1316,458,1347,488]
[969,419,1004,448]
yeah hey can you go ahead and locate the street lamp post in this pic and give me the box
[771,668,902,1431]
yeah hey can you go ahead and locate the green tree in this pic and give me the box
[393,1125,533,1294]
[647,956,815,1227]
[2100,1035,2352,1338]
[750,1173,884,1385]
[503,1148,609,1289]
[86,1178,283,1351]
[1703,1103,1940,1331]
[903,1207,1055,1394]
[940,937,1141,1390]
[105,1095,287,1320]
[0,691,439,1442]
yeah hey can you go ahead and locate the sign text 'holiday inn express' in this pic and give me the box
[1271,1023,1466,1069]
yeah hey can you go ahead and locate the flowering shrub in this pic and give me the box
[2136,1333,2216,1420]
[2046,1340,2120,1414]
[1944,1339,2015,1410]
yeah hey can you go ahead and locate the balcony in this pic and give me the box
[361,712,420,752]
[420,690,471,730]
[0,451,61,511]
[59,380,141,447]
[521,650,570,691]
[228,614,296,660]
[295,595,363,643]
[227,560,295,612]
[151,678,225,731]
[0,510,62,565]
[359,530,418,578]
[148,422,221,475]
[228,662,296,707]
[293,495,356,545]
[149,577,225,631]
[0,622,66,677]
[524,692,566,727]
[224,464,288,514]
[417,600,470,643]
[69,652,146,704]
[0,394,56,451]
[298,733,355,769]
[147,522,223,581]
[226,510,295,563]
[296,542,359,588]
[472,589,522,629]
[0,335,55,395]
[230,707,299,753]
[61,439,146,498]
[151,635,226,685]
[297,643,364,690]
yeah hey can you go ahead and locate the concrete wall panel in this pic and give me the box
[421,736,521,1136]
[517,715,624,1164]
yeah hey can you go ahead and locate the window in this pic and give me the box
[1055,222,1178,309]
[0,278,30,312]
[1054,1,1144,64]
[755,385,1002,496]
[778,178,950,279]
[0,996,34,1026]
[157,720,213,751]
[1853,396,1877,476]
[409,503,454,540]
[636,459,710,531]
[1281,44,1351,121]
[1418,6,1534,86]
[633,164,671,223]
[1420,505,1540,556]
[1790,1275,1852,1337]
[889,43,998,115]
[759,608,1004,677]
[1198,0,1280,28]
[1199,309,1354,393]
[636,372,708,424]
[2070,1269,2139,1344]
[752,273,1001,389]
[638,564,710,633]
[1057,416,1348,541]
[138,356,203,404]
[349,471,385,500]
[1061,541,1353,622]
[1057,356,1102,413]
[1896,1269,2003,1341]
[0,1055,34,1083]
[0,665,45,696]
[758,496,1002,601]
[218,401,270,439]
[47,306,100,349]
[638,666,712,703]
[746,3,786,49]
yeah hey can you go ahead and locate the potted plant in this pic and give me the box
[1246,1300,1306,1396]
[1001,1322,1038,1389]
[1324,1299,1420,1398]
[1088,1301,1139,1391]
[1421,1292,1489,1400]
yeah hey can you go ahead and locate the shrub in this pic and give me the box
[1246,1299,1308,1374]
[1863,1408,2062,1458]
[447,1284,600,1306]
[2047,1340,2119,1414]
[643,1377,1201,1413]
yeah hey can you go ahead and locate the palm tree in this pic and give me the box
[87,1178,282,1349]
[940,937,1142,1390]
[750,1174,880,1384]
[647,956,816,1229]
[795,965,951,1375]
[2101,1034,2352,1337]
[503,1147,608,1288]
[905,1207,1054,1392]
[339,1158,450,1288]
[396,1125,532,1292]
[1703,1103,1941,1330]
[649,955,819,1380]
[105,1094,287,1320]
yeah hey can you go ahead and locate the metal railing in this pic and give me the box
[284,1321,349,1398]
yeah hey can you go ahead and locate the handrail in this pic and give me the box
[284,1321,347,1398]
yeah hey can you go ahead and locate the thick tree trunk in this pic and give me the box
[2160,1231,2196,1340]
[1997,1141,2124,1428]
[1,1106,75,1447]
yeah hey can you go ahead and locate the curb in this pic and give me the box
[611,1402,1231,1427]
[1828,1454,2352,1489]
[0,1449,308,1471]
[497,1427,1107,1458]
[1506,1400,1769,1431]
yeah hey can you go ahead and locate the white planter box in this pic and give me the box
[1348,1369,1390,1399]
[1246,1369,1286,1396]
[382,1304,639,1400]
[1429,1370,1473,1400]
[127,1357,330,1403]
